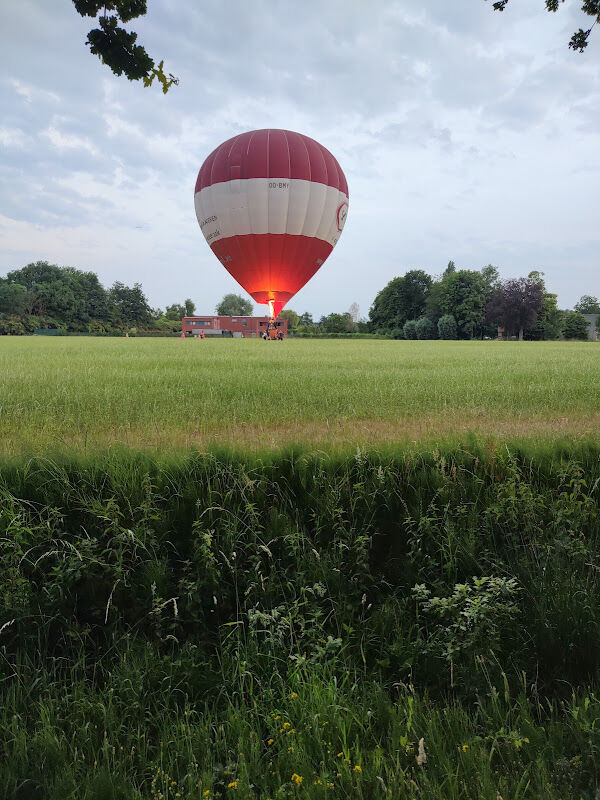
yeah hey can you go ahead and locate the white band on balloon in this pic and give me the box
[195,178,349,249]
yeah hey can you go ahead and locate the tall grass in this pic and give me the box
[2,445,600,798]
[1,338,599,453]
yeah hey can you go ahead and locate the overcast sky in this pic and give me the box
[1,0,598,317]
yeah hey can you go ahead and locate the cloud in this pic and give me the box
[1,0,599,316]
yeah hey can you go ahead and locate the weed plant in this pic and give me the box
[1,445,600,798]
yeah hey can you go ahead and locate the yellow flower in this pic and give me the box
[337,752,343,758]
[274,715,281,721]
[313,779,323,785]
[291,773,303,786]
[286,729,295,736]
[462,744,469,752]
[267,738,274,746]
[343,758,351,764]
[282,722,291,730]
[353,765,362,773]
[290,692,298,699]
[227,780,238,790]
[326,782,334,789]
[287,746,295,753]
[203,792,210,798]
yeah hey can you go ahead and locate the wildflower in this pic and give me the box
[322,721,328,727]
[287,746,295,753]
[291,773,303,786]
[203,792,210,798]
[462,744,469,752]
[227,781,238,790]
[267,738,274,746]
[416,738,427,766]
[353,765,362,773]
[287,729,295,736]
[326,782,334,789]
[274,715,281,720]
[343,758,350,764]
[313,779,323,785]
[290,692,298,699]
[282,722,291,730]
[337,752,343,758]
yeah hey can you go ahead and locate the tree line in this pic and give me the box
[1,260,597,339]
[283,263,598,341]
[0,261,195,335]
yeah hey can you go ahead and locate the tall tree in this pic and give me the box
[574,295,600,314]
[485,0,600,52]
[486,278,543,340]
[278,310,300,330]
[443,260,456,277]
[524,273,563,340]
[369,270,432,330]
[216,294,253,316]
[184,298,196,317]
[437,270,488,339]
[109,281,152,327]
[298,312,314,327]
[165,303,186,321]
[319,312,355,333]
[563,311,590,340]
[0,283,28,316]
[72,1,178,91]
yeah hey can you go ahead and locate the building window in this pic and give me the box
[242,319,247,326]
[192,320,210,326]
[231,318,237,322]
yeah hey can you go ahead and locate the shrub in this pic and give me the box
[390,327,404,340]
[403,320,417,339]
[415,316,436,340]
[438,314,458,340]
[0,315,25,335]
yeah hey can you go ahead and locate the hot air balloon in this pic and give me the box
[194,129,349,319]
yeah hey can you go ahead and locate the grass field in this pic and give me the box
[1,337,599,454]
[2,338,600,798]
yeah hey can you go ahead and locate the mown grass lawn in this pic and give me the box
[0,337,598,453]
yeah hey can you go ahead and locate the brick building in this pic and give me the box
[181,315,288,338]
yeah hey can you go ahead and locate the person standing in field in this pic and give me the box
[200,330,205,340]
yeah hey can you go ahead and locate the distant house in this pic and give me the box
[181,315,288,338]
[582,314,599,342]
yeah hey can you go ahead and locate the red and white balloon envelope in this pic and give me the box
[194,129,349,318]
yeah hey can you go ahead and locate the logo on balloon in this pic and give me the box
[336,201,348,232]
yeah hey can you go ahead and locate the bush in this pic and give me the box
[563,311,589,340]
[403,320,417,339]
[0,315,25,335]
[438,314,458,340]
[390,327,404,340]
[415,316,436,340]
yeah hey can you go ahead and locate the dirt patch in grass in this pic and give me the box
[7,411,599,455]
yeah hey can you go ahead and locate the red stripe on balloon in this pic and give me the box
[210,233,333,313]
[195,129,348,196]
